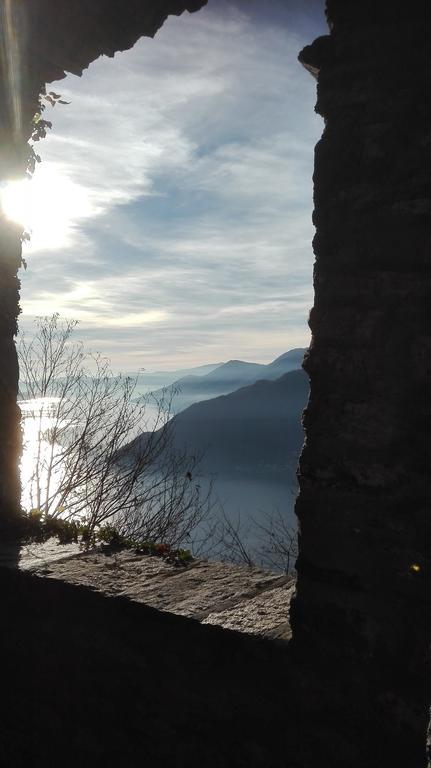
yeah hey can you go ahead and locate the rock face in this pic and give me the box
[1,0,431,764]
[0,565,300,768]
[292,2,431,765]
[0,217,22,533]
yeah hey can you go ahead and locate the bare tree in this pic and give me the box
[213,509,255,567]
[18,314,211,548]
[195,504,298,574]
[251,508,298,574]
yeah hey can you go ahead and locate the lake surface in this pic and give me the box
[19,397,64,513]
[191,472,298,571]
[210,474,296,527]
[19,397,298,571]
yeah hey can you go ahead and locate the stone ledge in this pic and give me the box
[18,543,294,640]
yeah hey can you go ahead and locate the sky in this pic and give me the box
[15,0,327,371]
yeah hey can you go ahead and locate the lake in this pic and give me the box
[19,397,298,571]
[20,397,64,513]
[192,472,298,571]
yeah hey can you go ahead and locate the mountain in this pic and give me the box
[266,348,306,376]
[132,369,309,478]
[150,348,307,414]
[126,362,225,397]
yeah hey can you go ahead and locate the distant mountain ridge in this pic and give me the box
[131,368,309,478]
[128,362,225,397]
[151,348,306,414]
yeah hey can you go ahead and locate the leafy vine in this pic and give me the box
[20,90,71,261]
[27,90,70,177]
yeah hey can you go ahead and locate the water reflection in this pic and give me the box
[19,398,298,573]
[20,397,65,513]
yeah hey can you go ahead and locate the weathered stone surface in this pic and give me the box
[15,538,81,569]
[23,0,208,84]
[203,583,294,640]
[26,547,293,639]
[1,567,299,768]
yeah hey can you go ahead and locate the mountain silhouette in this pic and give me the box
[132,368,309,479]
[129,362,225,397]
[151,348,306,414]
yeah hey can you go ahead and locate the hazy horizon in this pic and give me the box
[125,343,306,374]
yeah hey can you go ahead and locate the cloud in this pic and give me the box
[19,2,325,369]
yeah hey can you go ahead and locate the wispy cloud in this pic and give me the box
[19,2,325,369]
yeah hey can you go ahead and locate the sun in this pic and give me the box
[0,164,95,251]
[0,178,32,226]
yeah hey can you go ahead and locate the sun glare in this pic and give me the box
[0,164,95,250]
[19,397,64,512]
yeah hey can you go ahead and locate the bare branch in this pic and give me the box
[18,315,212,549]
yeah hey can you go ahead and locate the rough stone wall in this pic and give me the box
[0,0,207,532]
[23,0,208,82]
[0,0,39,533]
[1,566,298,767]
[2,0,431,761]
[0,217,22,530]
[291,2,431,765]
[0,215,22,531]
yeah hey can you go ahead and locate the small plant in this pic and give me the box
[20,512,194,568]
[96,524,193,566]
[21,511,84,545]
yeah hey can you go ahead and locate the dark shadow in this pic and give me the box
[2,568,427,767]
[1,567,298,768]
[0,537,21,569]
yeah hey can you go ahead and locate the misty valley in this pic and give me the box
[19,339,308,571]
